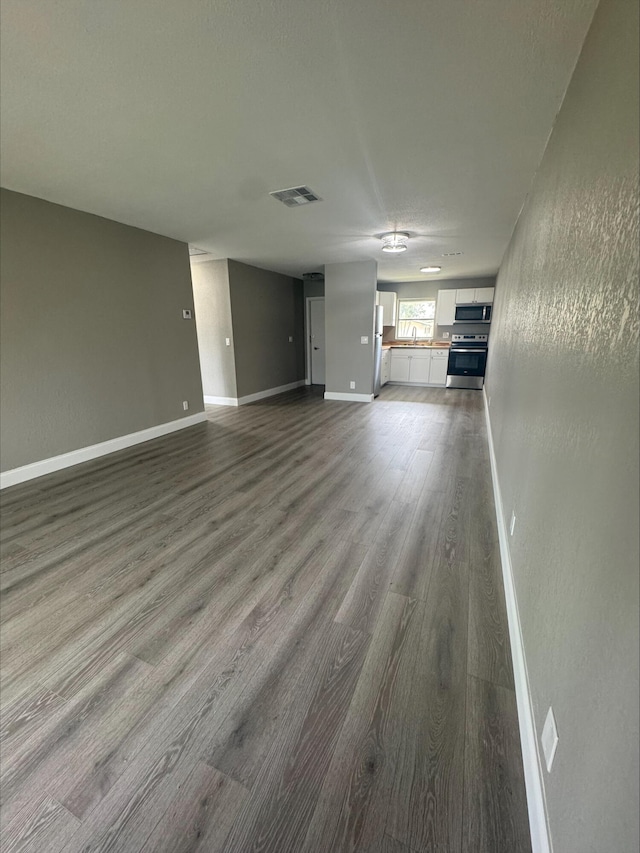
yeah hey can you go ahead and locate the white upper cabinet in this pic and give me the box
[376,291,397,325]
[455,287,495,305]
[474,286,495,304]
[435,289,457,326]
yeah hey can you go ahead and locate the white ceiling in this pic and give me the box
[0,0,597,282]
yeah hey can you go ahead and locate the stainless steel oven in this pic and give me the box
[446,334,488,390]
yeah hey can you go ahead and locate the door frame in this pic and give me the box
[305,296,325,385]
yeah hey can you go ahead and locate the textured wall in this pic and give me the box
[484,0,639,850]
[0,190,204,472]
[324,260,377,397]
[191,259,238,400]
[227,260,304,398]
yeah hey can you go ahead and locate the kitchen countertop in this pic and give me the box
[382,341,451,349]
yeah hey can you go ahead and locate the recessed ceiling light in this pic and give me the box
[420,265,442,273]
[380,232,410,253]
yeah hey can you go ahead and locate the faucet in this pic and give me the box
[411,325,418,344]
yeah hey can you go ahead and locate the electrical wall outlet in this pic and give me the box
[225,337,231,346]
[182,309,192,319]
[541,706,559,772]
[442,331,450,339]
[360,336,369,344]
[182,400,189,411]
[350,381,356,389]
[509,510,517,536]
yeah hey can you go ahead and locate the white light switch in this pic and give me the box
[541,706,559,772]
[225,338,231,346]
[182,309,192,319]
[360,336,369,344]
[182,400,189,411]
[288,336,294,343]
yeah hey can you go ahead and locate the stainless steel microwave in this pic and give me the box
[454,304,492,324]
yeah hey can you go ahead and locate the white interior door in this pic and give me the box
[309,298,325,385]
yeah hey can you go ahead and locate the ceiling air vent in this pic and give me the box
[442,251,464,257]
[269,186,322,207]
[188,246,208,256]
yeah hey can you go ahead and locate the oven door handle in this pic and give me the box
[449,348,487,353]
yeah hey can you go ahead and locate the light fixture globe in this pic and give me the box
[380,232,410,253]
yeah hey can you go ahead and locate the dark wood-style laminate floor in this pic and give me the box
[0,385,531,853]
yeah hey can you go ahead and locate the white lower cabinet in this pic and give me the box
[407,350,431,383]
[381,349,391,385]
[389,353,410,382]
[429,349,449,385]
[389,348,449,386]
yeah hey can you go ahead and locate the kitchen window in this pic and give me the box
[396,299,436,340]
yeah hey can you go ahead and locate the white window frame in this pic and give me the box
[395,298,436,340]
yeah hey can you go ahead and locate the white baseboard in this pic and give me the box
[204,395,239,407]
[386,381,445,388]
[237,380,305,405]
[0,412,207,490]
[483,389,552,853]
[323,391,374,403]
[204,381,305,407]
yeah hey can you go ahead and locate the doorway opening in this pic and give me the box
[305,297,325,386]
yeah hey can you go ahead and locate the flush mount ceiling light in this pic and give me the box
[380,232,410,253]
[420,265,442,273]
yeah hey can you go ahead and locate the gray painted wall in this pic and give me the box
[377,276,497,339]
[0,189,204,473]
[324,260,377,397]
[227,260,304,398]
[191,259,238,400]
[484,1,639,850]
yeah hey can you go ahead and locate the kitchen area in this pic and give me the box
[375,277,495,395]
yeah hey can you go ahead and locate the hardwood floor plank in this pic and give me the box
[1,794,80,853]
[0,653,153,827]
[389,486,446,601]
[221,622,370,852]
[59,539,367,852]
[356,834,413,853]
[335,499,416,634]
[393,448,435,505]
[301,592,423,853]
[463,676,531,853]
[385,560,469,852]
[0,686,66,757]
[136,762,248,853]
[466,457,514,689]
[199,537,368,786]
